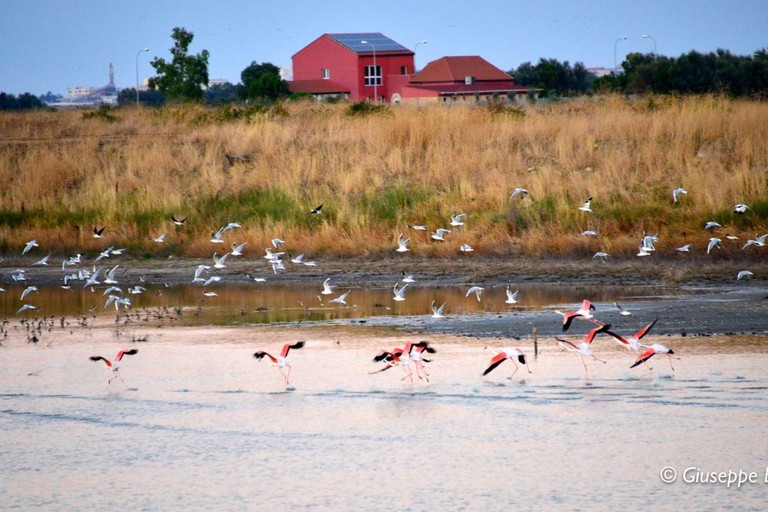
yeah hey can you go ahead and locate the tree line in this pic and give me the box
[2,26,767,111]
[509,48,768,98]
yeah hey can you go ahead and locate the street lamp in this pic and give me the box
[361,40,377,103]
[642,34,657,58]
[136,48,149,107]
[614,36,628,72]
[413,40,427,73]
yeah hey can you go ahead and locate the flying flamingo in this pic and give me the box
[404,341,436,381]
[89,349,139,385]
[604,318,658,353]
[371,348,414,386]
[630,343,677,371]
[555,299,600,332]
[252,341,305,388]
[482,346,531,380]
[555,323,611,379]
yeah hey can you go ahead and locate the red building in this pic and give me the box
[289,33,536,104]
[289,33,415,102]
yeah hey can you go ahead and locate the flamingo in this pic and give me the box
[630,343,676,371]
[482,346,531,380]
[252,341,305,388]
[555,323,611,378]
[604,318,658,353]
[555,299,599,332]
[90,349,138,385]
[371,348,413,386]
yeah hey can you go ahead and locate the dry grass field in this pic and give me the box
[0,95,766,260]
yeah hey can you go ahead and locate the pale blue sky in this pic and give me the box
[1,0,766,95]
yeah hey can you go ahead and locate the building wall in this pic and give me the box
[293,36,362,99]
[357,54,414,103]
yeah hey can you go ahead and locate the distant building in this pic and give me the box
[587,67,616,78]
[51,63,118,107]
[288,33,536,104]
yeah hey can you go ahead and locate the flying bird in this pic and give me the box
[505,287,519,304]
[309,203,323,215]
[555,299,599,332]
[395,233,410,253]
[737,270,754,281]
[89,349,138,385]
[172,215,187,226]
[459,244,474,252]
[153,232,167,243]
[593,251,609,263]
[328,290,351,305]
[393,282,409,302]
[450,214,466,227]
[734,204,750,214]
[20,286,39,301]
[230,242,247,256]
[466,286,484,302]
[430,300,446,319]
[675,244,691,253]
[22,239,39,255]
[605,318,658,353]
[509,187,529,200]
[704,221,721,230]
[578,198,593,213]
[93,226,105,238]
[16,304,40,315]
[32,253,52,266]
[630,343,676,371]
[707,238,722,254]
[555,323,611,379]
[613,302,632,316]
[253,341,305,388]
[672,187,687,203]
[431,228,451,241]
[482,346,531,380]
[321,278,334,295]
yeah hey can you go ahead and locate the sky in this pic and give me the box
[1,0,766,96]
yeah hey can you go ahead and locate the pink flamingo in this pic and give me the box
[631,343,677,371]
[253,341,305,388]
[605,318,658,369]
[482,346,531,380]
[555,323,611,378]
[89,349,138,385]
[555,299,601,332]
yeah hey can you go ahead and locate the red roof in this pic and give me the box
[412,56,513,83]
[406,83,532,95]
[288,80,350,94]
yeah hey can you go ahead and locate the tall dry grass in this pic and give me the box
[0,95,766,259]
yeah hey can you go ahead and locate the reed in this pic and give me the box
[0,95,766,259]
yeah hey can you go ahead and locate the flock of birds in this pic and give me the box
[4,188,762,389]
[89,297,676,389]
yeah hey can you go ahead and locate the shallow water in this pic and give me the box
[0,280,683,324]
[2,335,767,511]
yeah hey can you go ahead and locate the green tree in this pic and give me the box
[204,81,240,105]
[117,88,167,107]
[240,61,289,101]
[148,27,210,102]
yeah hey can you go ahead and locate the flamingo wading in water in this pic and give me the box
[253,341,306,388]
[90,349,139,385]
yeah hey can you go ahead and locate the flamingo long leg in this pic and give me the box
[508,361,519,380]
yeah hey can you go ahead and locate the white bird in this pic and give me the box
[93,247,112,263]
[230,242,247,256]
[203,276,222,286]
[84,268,102,288]
[32,253,52,266]
[271,260,285,274]
[578,198,593,213]
[223,222,241,232]
[431,228,451,241]
[290,253,305,264]
[203,291,218,297]
[459,244,474,252]
[192,264,210,283]
[309,204,323,215]
[16,304,40,315]
[707,238,722,254]
[734,204,750,214]
[581,230,598,237]
[172,215,186,226]
[410,225,427,231]
[321,278,334,295]
[302,260,318,267]
[672,187,687,203]
[393,282,409,302]
[430,300,446,319]
[396,233,410,253]
[329,290,351,305]
[401,272,416,283]
[128,286,146,294]
[593,251,609,263]
[92,226,105,238]
[505,287,519,304]
[450,214,466,227]
[466,286,484,301]
[264,248,285,261]
[737,270,754,281]
[614,302,632,316]
[153,232,167,243]
[102,286,123,296]
[509,187,529,200]
[210,227,225,243]
[103,265,119,284]
[271,238,285,248]
[110,248,126,255]
[22,239,38,256]
[675,244,691,253]
[20,286,39,301]
[705,221,721,230]
[742,234,768,250]
[213,252,229,269]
